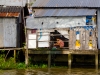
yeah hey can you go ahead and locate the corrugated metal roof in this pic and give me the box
[0,6,22,17]
[0,6,22,12]
[34,9,96,17]
[0,0,26,7]
[32,0,100,8]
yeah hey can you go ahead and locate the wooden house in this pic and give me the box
[26,0,100,68]
[26,0,99,50]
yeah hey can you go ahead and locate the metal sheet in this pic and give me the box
[0,19,4,47]
[34,9,96,17]
[32,0,100,8]
[3,18,17,47]
[0,0,26,6]
[26,17,87,29]
[97,9,100,49]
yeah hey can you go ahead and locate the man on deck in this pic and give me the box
[54,38,64,48]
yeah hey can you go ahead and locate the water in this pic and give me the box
[0,68,99,75]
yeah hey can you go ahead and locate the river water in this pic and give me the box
[0,68,99,75]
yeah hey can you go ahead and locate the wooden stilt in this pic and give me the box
[48,53,51,68]
[25,49,28,66]
[95,53,98,70]
[68,53,71,69]
[14,50,16,63]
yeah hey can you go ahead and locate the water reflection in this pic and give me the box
[0,68,99,75]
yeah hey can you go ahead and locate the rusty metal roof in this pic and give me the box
[0,6,22,17]
[32,0,100,8]
[34,9,96,17]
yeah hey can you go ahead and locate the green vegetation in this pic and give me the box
[0,56,48,70]
[0,50,48,70]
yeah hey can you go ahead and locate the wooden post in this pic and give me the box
[68,53,71,69]
[48,52,51,68]
[25,30,29,66]
[25,49,28,66]
[95,53,98,70]
[14,50,16,63]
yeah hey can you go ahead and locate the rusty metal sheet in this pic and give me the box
[0,13,20,17]
[0,6,21,17]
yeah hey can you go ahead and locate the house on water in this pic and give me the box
[26,0,100,69]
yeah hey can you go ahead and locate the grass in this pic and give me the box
[0,56,48,70]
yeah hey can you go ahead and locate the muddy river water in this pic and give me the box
[0,68,100,75]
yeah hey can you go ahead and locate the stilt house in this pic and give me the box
[25,0,100,69]
[26,0,100,50]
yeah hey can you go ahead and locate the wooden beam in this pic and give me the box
[0,48,22,50]
[25,29,29,66]
[25,49,28,66]
[28,50,98,55]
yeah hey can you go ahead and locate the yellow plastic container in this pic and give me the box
[75,40,80,49]
[88,40,93,49]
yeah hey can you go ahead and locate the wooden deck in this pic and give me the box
[28,49,98,55]
[27,49,99,69]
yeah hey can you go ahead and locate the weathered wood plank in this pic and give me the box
[82,28,86,50]
[80,28,83,50]
[69,29,73,49]
[73,30,76,50]
[28,50,98,55]
[0,48,22,50]
[85,30,89,50]
[92,29,97,50]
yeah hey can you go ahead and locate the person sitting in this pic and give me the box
[54,38,64,48]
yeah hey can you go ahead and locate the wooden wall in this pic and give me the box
[69,27,97,50]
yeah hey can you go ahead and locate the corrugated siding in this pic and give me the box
[34,9,96,17]
[0,19,4,47]
[26,17,87,29]
[3,18,16,47]
[32,0,100,8]
[0,18,17,47]
[97,9,100,49]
